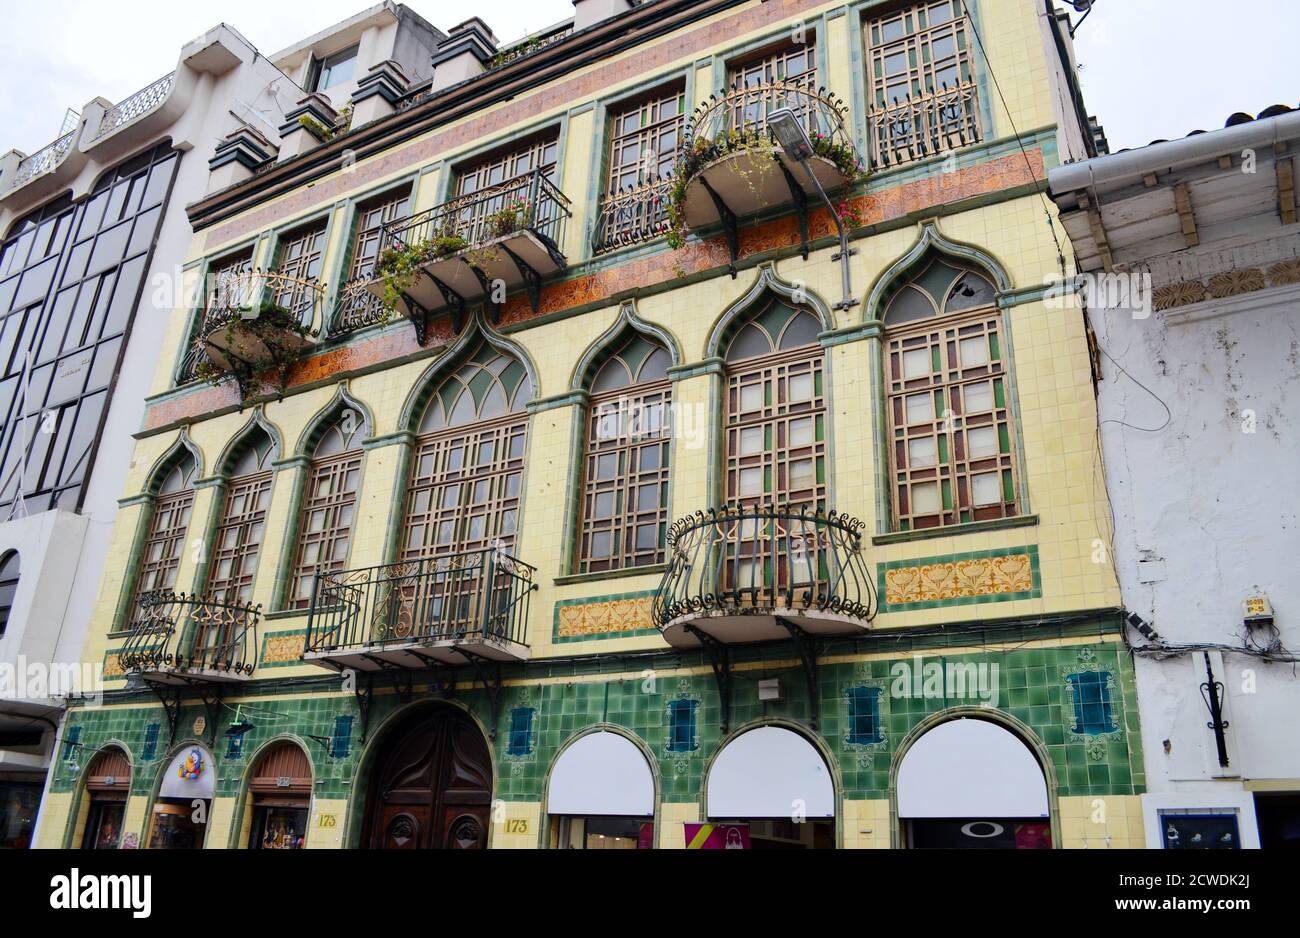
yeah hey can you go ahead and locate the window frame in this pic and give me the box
[309,45,360,93]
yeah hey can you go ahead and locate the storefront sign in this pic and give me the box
[685,823,750,849]
[158,746,215,800]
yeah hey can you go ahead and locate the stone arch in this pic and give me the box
[569,302,683,392]
[864,220,1012,324]
[704,262,834,360]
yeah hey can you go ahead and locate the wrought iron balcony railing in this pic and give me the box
[93,72,176,141]
[330,275,389,335]
[304,547,536,668]
[867,83,981,169]
[118,591,261,682]
[377,169,569,264]
[9,131,75,191]
[592,177,674,255]
[653,505,876,644]
[367,169,570,334]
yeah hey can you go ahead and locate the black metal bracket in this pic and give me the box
[147,682,184,746]
[426,273,467,336]
[685,626,732,735]
[198,687,223,748]
[1200,651,1230,768]
[353,670,375,745]
[500,243,542,313]
[777,617,822,730]
[469,265,501,325]
[459,651,503,740]
[700,177,739,278]
[778,162,811,261]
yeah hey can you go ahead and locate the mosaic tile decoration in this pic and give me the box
[878,545,1041,611]
[552,589,660,642]
[260,628,309,668]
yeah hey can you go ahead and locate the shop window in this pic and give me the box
[846,686,883,745]
[552,816,653,850]
[507,707,535,756]
[1067,671,1116,736]
[0,549,18,636]
[331,714,353,758]
[884,254,1016,531]
[667,699,697,753]
[1159,811,1240,849]
[247,742,312,850]
[577,332,672,573]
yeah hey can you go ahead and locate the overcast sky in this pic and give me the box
[0,1,1294,158]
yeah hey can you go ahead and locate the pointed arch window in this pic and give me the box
[883,255,1016,530]
[402,342,531,560]
[724,296,826,511]
[128,451,196,625]
[578,333,673,573]
[288,411,368,609]
[209,428,278,604]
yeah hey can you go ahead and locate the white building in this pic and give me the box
[1050,105,1300,849]
[0,0,468,852]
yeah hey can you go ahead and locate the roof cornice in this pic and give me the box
[186,0,746,231]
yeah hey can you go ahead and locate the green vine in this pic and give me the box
[375,233,469,312]
[196,301,312,389]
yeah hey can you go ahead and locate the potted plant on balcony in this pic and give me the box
[197,299,315,397]
[485,197,531,238]
[375,230,470,314]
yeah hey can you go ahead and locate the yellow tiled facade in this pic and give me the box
[41,0,1145,852]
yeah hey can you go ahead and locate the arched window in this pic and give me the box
[402,342,531,560]
[723,296,825,510]
[210,427,278,604]
[128,452,197,625]
[288,412,367,608]
[578,333,672,573]
[883,254,1015,530]
[0,549,19,636]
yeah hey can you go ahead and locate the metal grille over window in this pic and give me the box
[333,187,411,335]
[579,333,672,573]
[884,254,1016,530]
[290,412,367,608]
[592,87,684,254]
[866,0,982,167]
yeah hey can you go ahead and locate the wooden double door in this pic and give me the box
[366,704,493,849]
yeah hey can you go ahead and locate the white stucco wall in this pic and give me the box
[1093,282,1300,821]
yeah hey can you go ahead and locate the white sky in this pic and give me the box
[0,1,1294,158]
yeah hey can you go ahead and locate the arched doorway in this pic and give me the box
[81,746,131,849]
[148,744,215,849]
[245,741,313,849]
[547,731,655,849]
[704,725,835,849]
[896,717,1052,849]
[364,704,493,849]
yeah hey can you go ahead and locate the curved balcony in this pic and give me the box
[303,548,537,672]
[367,169,570,341]
[653,505,876,647]
[197,270,323,396]
[118,591,261,685]
[673,82,863,266]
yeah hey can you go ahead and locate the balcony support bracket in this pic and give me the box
[685,625,732,735]
[778,163,811,261]
[199,687,224,748]
[699,177,739,278]
[353,671,375,745]
[501,243,542,313]
[459,650,503,740]
[777,617,823,731]
[469,266,501,326]
[426,273,467,336]
[147,682,185,747]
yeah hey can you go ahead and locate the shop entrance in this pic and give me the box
[365,704,493,849]
[897,718,1052,849]
[547,731,655,849]
[247,741,312,849]
[704,726,835,849]
[81,747,131,849]
[148,745,215,849]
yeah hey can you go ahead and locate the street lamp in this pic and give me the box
[766,106,858,311]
